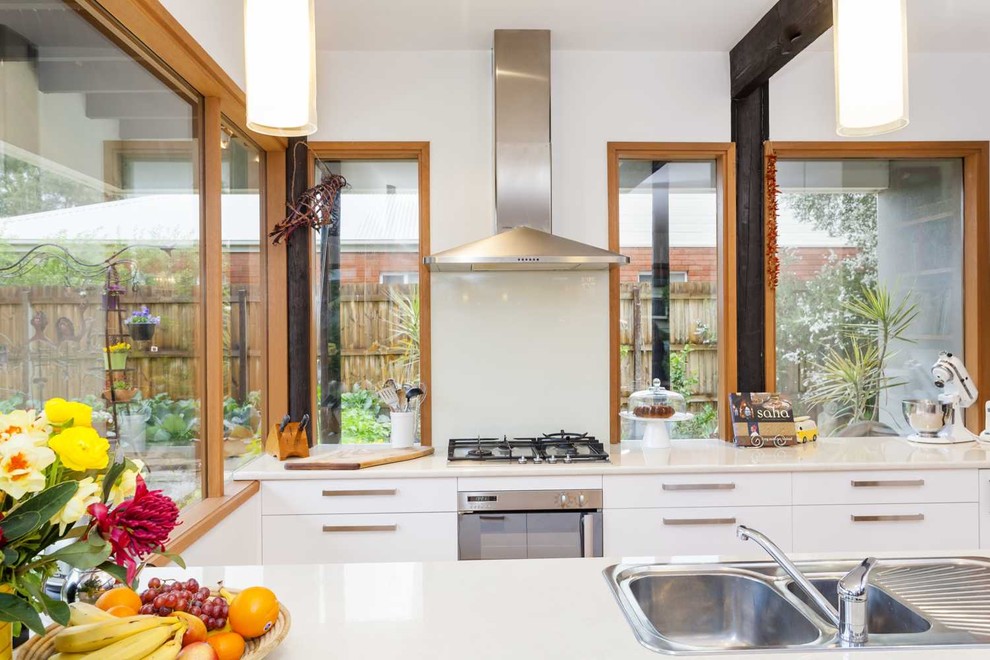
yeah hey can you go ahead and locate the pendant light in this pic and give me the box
[833,0,909,137]
[244,0,318,137]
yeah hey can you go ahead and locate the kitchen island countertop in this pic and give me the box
[233,436,990,480]
[148,552,990,659]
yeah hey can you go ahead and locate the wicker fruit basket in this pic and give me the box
[17,595,291,660]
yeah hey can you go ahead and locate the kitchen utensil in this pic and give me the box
[406,385,424,411]
[902,399,950,438]
[377,383,399,412]
[279,414,291,434]
[299,413,310,432]
[396,387,408,412]
[283,445,434,470]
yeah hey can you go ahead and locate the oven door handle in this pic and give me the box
[581,512,595,558]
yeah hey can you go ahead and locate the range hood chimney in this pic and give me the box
[424,29,629,272]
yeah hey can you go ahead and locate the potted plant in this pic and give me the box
[0,397,181,651]
[123,306,160,341]
[103,283,126,311]
[104,379,138,403]
[103,341,131,371]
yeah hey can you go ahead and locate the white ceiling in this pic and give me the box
[314,0,990,53]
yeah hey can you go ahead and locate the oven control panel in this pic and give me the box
[458,489,604,512]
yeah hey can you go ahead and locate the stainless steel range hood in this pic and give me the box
[424,30,629,272]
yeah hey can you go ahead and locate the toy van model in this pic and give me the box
[795,416,818,443]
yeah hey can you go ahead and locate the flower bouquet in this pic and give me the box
[103,342,131,371]
[123,306,161,342]
[0,397,180,658]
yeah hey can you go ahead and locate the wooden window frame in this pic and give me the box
[307,142,432,445]
[607,143,738,443]
[764,141,990,435]
[62,0,290,543]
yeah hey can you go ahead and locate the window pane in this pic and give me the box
[221,128,264,474]
[775,159,965,435]
[0,2,203,507]
[618,160,720,439]
[314,160,420,444]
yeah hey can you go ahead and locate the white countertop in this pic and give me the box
[233,436,990,480]
[148,552,990,659]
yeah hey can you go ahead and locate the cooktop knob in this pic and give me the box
[518,456,527,464]
[533,455,544,464]
[547,455,557,464]
[559,493,569,507]
[563,454,573,464]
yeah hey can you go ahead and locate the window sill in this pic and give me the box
[148,479,260,566]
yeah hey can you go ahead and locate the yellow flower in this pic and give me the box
[0,436,56,499]
[49,427,109,472]
[0,409,50,445]
[50,477,100,533]
[44,398,93,428]
[102,342,131,353]
[110,459,145,507]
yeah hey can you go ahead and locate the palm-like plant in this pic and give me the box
[805,284,918,430]
[386,286,420,383]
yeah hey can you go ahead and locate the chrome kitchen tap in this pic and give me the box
[737,525,878,645]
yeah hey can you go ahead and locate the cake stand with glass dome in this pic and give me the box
[620,379,693,448]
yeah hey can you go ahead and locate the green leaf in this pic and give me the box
[101,459,127,503]
[0,482,77,542]
[50,539,111,570]
[158,550,185,569]
[1,548,16,566]
[40,593,69,627]
[96,561,134,589]
[0,593,45,635]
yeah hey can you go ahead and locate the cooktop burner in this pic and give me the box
[448,431,609,464]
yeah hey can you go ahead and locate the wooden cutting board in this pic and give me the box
[283,445,434,470]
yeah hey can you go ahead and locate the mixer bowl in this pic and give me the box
[902,399,950,437]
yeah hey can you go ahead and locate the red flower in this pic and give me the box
[87,475,179,583]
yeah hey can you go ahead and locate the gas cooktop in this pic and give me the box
[447,430,609,464]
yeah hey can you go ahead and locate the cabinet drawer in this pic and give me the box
[604,473,791,509]
[793,470,978,506]
[793,503,979,553]
[261,478,456,515]
[981,470,990,550]
[262,513,457,564]
[604,506,791,559]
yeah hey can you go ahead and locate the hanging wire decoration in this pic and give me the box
[269,141,349,244]
[0,243,142,286]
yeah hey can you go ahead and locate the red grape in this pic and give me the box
[197,587,210,600]
[141,591,155,604]
[176,598,188,612]
[153,595,166,609]
[163,594,177,608]
[185,579,199,592]
[190,606,202,617]
[157,606,172,617]
[139,604,154,615]
[148,578,162,589]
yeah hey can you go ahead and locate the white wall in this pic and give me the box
[159,0,246,89]
[771,45,990,143]
[317,50,729,443]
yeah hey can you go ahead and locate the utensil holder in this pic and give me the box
[390,411,416,448]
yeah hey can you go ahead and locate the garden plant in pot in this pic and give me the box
[124,306,160,341]
[103,341,131,371]
[0,397,181,659]
[104,379,138,403]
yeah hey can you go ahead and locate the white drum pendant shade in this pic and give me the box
[833,0,909,137]
[245,0,317,137]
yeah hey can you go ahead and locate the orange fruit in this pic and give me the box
[207,631,246,660]
[105,604,138,618]
[95,586,142,613]
[227,587,278,639]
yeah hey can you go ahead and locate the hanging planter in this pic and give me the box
[124,306,160,341]
[103,284,125,311]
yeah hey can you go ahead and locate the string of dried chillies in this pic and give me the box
[765,148,781,290]
[269,142,349,244]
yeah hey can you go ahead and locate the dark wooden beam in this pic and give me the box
[732,84,769,392]
[730,0,832,99]
[286,137,312,437]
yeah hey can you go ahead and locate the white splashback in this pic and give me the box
[431,271,609,448]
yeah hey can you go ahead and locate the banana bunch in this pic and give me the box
[52,612,186,660]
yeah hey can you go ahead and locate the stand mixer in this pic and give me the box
[903,352,987,444]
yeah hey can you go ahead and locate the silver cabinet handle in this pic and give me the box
[582,513,595,557]
[478,515,506,521]
[850,479,924,488]
[662,483,736,491]
[322,489,397,497]
[851,514,925,523]
[662,517,737,526]
[322,524,397,532]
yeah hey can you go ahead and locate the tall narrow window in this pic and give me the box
[312,154,426,444]
[0,2,203,506]
[221,125,265,473]
[774,158,965,436]
[614,156,726,440]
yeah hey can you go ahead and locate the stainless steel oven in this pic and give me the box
[457,489,603,560]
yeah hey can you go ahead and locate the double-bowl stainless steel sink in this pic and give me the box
[605,558,990,654]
